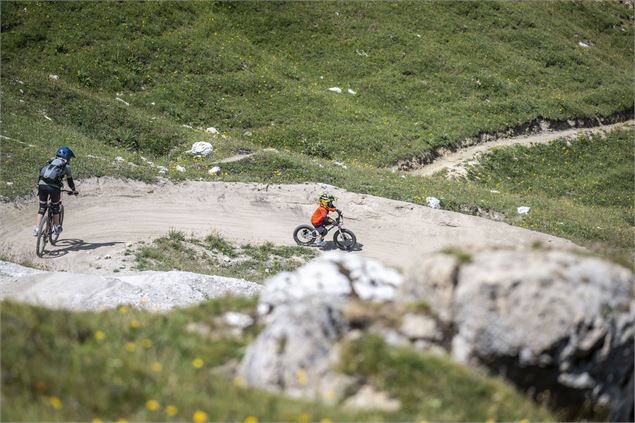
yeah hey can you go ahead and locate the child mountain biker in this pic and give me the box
[34,146,78,237]
[311,193,339,247]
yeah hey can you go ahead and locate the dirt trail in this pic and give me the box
[0,179,574,273]
[412,120,635,177]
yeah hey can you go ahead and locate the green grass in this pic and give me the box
[338,334,555,421]
[1,300,554,421]
[134,231,316,282]
[1,1,632,164]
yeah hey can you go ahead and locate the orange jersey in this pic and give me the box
[311,206,328,226]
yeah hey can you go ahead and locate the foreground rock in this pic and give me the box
[400,249,634,421]
[0,261,261,311]
[239,252,403,408]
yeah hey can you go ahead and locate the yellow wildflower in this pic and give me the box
[166,405,178,416]
[233,375,244,386]
[320,419,333,423]
[94,330,106,341]
[151,361,163,372]
[519,420,529,423]
[125,342,137,352]
[485,419,496,423]
[116,419,128,423]
[298,413,310,423]
[244,417,258,423]
[48,396,62,409]
[130,319,141,329]
[142,339,153,349]
[91,418,103,423]
[119,305,129,314]
[146,399,160,411]
[296,369,308,385]
[192,358,204,369]
[193,410,208,423]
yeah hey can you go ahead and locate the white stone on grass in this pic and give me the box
[190,141,214,157]
[206,127,219,134]
[328,87,342,93]
[517,206,530,214]
[208,166,221,176]
[426,196,441,209]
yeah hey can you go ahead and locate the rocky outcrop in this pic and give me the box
[0,261,261,311]
[400,249,634,421]
[239,252,403,406]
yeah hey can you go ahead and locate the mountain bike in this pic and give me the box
[36,189,78,257]
[292,210,357,251]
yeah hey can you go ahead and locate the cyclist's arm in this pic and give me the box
[65,165,77,191]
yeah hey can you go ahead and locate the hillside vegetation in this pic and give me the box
[1,1,632,163]
[1,299,555,422]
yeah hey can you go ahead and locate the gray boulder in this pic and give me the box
[400,249,634,421]
[239,252,402,403]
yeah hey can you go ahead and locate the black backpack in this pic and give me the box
[39,158,67,185]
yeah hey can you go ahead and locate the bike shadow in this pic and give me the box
[44,239,123,258]
[320,241,364,252]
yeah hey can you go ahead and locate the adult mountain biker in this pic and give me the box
[310,193,338,247]
[34,146,78,237]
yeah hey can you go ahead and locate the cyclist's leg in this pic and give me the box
[34,186,49,235]
[49,189,62,231]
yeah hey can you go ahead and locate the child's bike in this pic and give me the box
[36,189,77,257]
[292,210,357,251]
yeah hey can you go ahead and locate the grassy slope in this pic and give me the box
[1,300,554,422]
[134,231,317,282]
[1,1,632,164]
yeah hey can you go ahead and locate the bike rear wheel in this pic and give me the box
[36,218,49,257]
[293,225,317,246]
[50,204,64,244]
[333,229,356,251]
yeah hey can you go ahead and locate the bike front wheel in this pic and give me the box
[36,218,49,257]
[293,225,317,246]
[333,229,356,251]
[50,205,64,244]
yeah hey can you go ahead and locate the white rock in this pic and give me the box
[206,127,219,134]
[190,141,213,156]
[208,166,221,176]
[157,166,168,174]
[517,206,530,214]
[258,252,402,315]
[328,87,342,94]
[490,189,500,193]
[48,74,59,81]
[222,311,254,329]
[150,102,156,106]
[114,156,124,163]
[115,97,129,106]
[426,196,441,209]
[182,124,193,129]
[347,88,357,95]
[175,165,186,173]
[579,41,590,48]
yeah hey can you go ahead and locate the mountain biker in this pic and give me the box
[310,193,338,247]
[34,146,78,237]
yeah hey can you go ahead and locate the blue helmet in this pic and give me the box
[56,146,76,160]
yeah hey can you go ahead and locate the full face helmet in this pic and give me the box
[319,193,336,209]
[56,146,76,161]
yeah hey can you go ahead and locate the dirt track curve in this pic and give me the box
[0,178,575,273]
[412,120,635,177]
